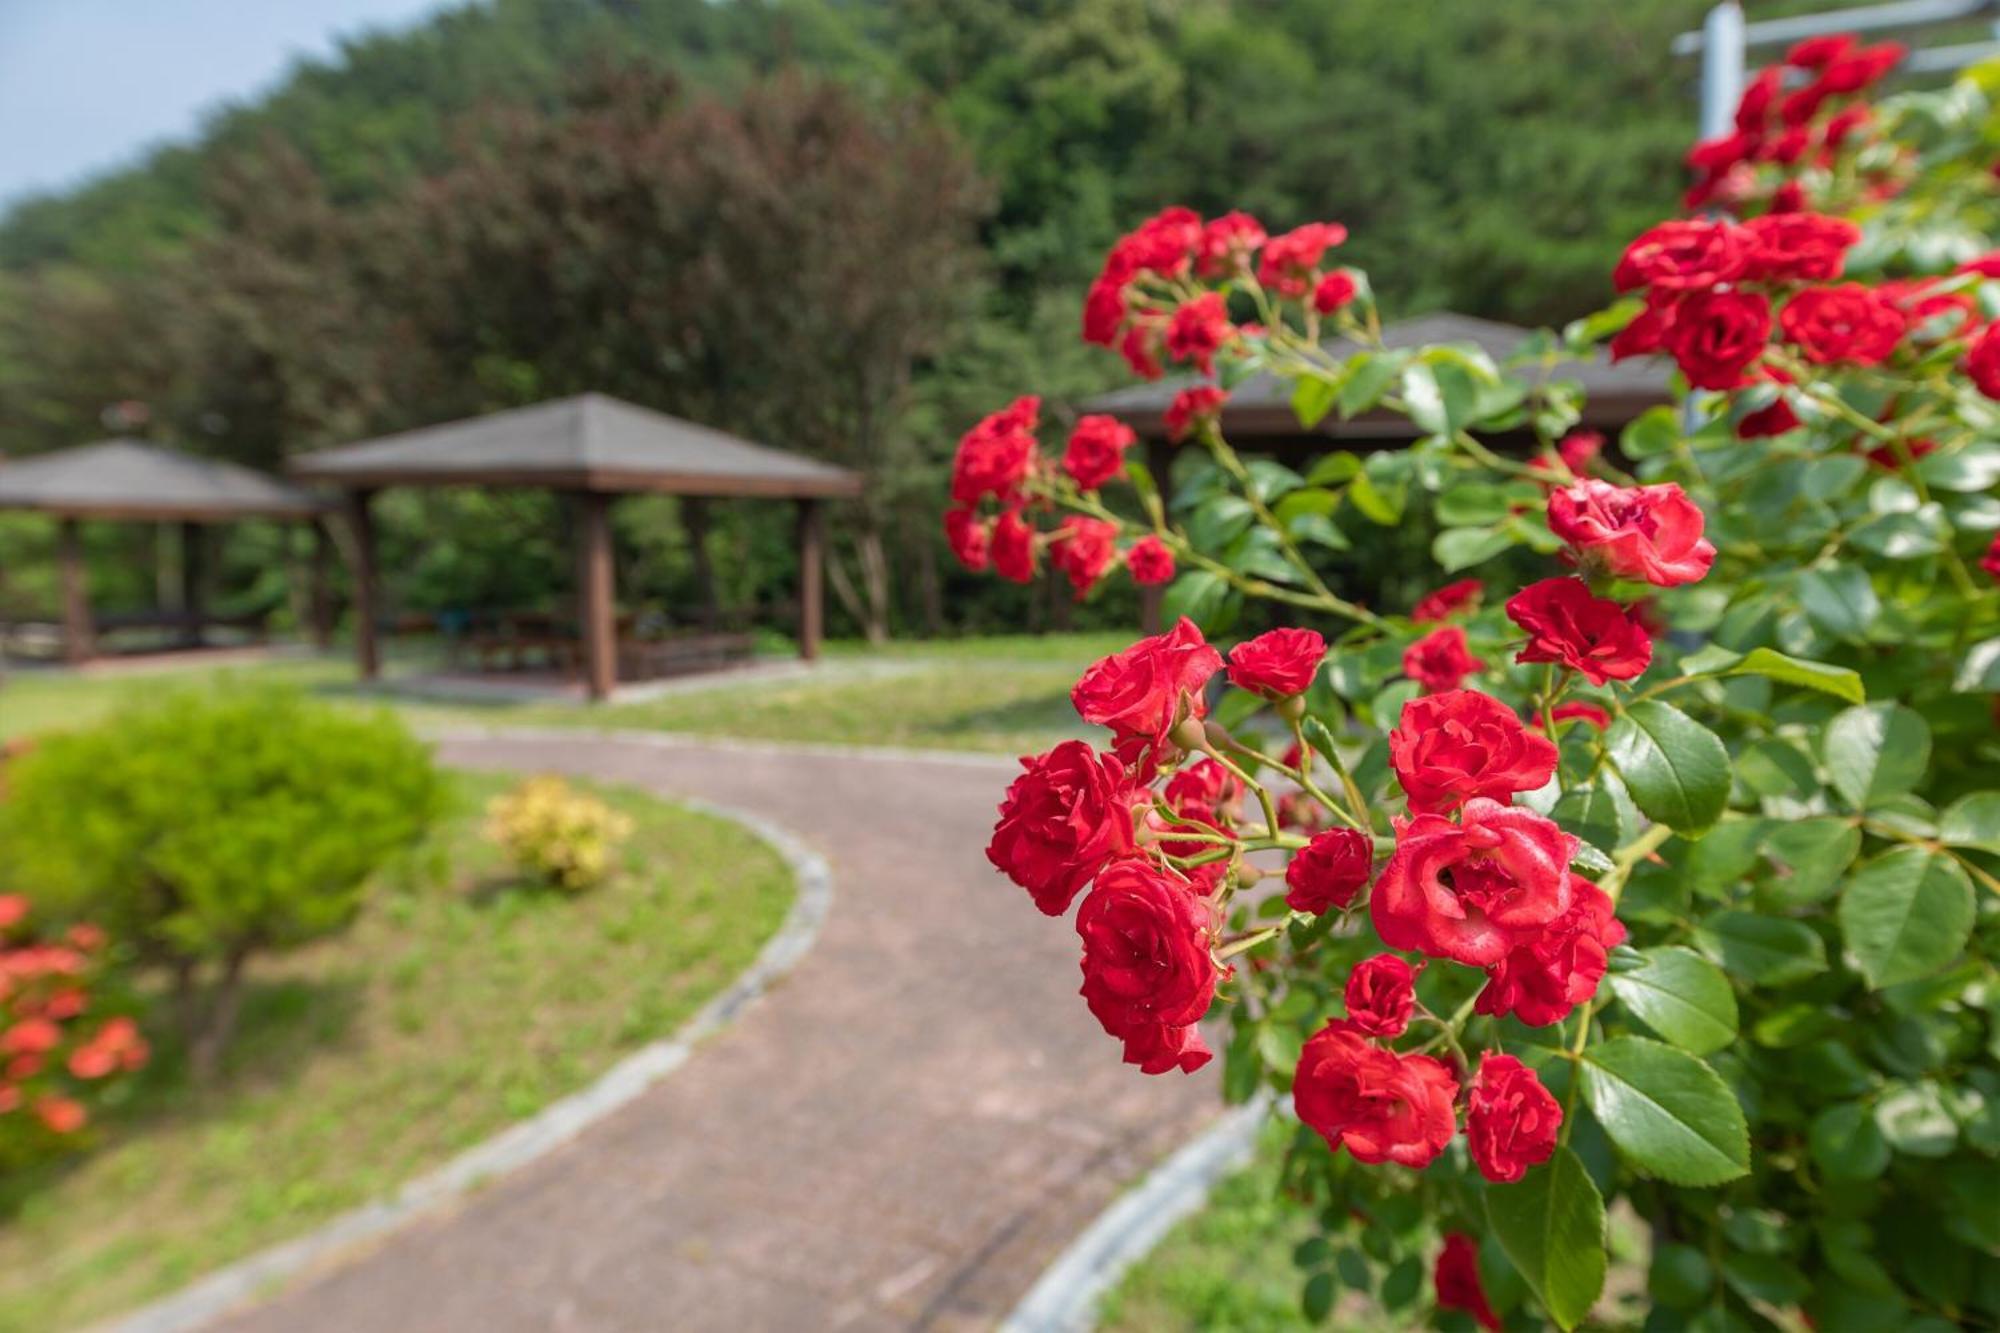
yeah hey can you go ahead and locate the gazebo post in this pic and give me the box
[345,489,381,681]
[796,498,824,662]
[1138,436,1174,635]
[178,521,206,648]
[57,518,95,665]
[309,519,334,649]
[575,490,618,702]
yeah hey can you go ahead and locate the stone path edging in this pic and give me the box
[419,722,1026,771]
[997,1093,1273,1333]
[93,789,835,1333]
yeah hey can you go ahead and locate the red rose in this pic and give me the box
[943,507,989,572]
[1076,860,1220,1075]
[1411,578,1482,624]
[1780,283,1906,366]
[1958,252,2000,279]
[1312,270,1358,314]
[1506,577,1654,686]
[1372,798,1576,967]
[1119,319,1164,380]
[1435,1233,1502,1333]
[1860,436,1937,472]
[1982,533,2000,583]
[1402,626,1484,694]
[1467,1052,1562,1183]
[1687,131,1753,173]
[1226,627,1325,698]
[1257,221,1348,298]
[949,396,1040,505]
[1613,219,1748,293]
[1965,324,2000,400]
[1050,516,1118,599]
[1284,826,1374,915]
[1126,536,1175,586]
[1735,65,1782,130]
[987,741,1138,916]
[1786,33,1855,68]
[1475,877,1626,1027]
[1084,208,1201,347]
[1740,211,1860,282]
[35,1096,87,1136]
[1547,479,1716,588]
[1164,386,1228,441]
[1819,41,1904,94]
[1737,392,1801,438]
[1165,292,1234,376]
[1164,757,1238,822]
[1071,618,1223,759]
[1823,103,1872,150]
[67,1016,147,1081]
[1,1017,60,1055]
[1293,1021,1459,1168]
[1549,701,1612,730]
[1063,414,1137,491]
[1664,288,1771,389]
[1344,954,1417,1038]
[990,508,1037,584]
[1197,210,1266,278]
[1388,689,1559,815]
[1558,429,1603,476]
[1610,292,1676,362]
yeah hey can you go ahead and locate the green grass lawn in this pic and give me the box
[0,771,794,1333]
[0,632,1126,754]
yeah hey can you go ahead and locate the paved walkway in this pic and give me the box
[211,733,1218,1333]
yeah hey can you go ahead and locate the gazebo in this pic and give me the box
[0,439,332,664]
[289,393,864,701]
[1080,312,1675,631]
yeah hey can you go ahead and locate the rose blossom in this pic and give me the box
[1371,799,1577,967]
[948,396,1040,505]
[1506,577,1654,685]
[1076,860,1220,1075]
[1257,221,1348,298]
[1779,283,1906,366]
[1062,415,1137,491]
[1557,429,1603,476]
[1965,324,2000,400]
[1435,1233,1502,1332]
[1740,211,1860,282]
[1664,288,1771,389]
[1126,536,1175,586]
[35,1096,87,1135]
[1164,292,1234,377]
[1984,533,2000,582]
[1050,517,1117,599]
[1071,617,1223,760]
[943,508,989,572]
[1226,627,1325,698]
[0,895,28,931]
[1467,1053,1562,1183]
[67,1017,148,1081]
[1549,701,1612,730]
[1388,690,1559,815]
[990,508,1037,583]
[1410,578,1482,624]
[1402,626,1485,694]
[1164,385,1228,441]
[1613,219,1748,292]
[1475,876,1626,1027]
[1293,1021,1459,1167]
[1344,954,1417,1037]
[1284,827,1374,915]
[987,741,1138,916]
[1197,210,1266,277]
[1737,393,1801,438]
[1610,293,1676,362]
[1547,479,1716,588]
[1312,270,1358,314]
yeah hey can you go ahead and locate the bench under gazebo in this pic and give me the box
[0,439,333,664]
[289,393,863,701]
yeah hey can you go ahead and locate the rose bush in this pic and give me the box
[950,41,1999,1331]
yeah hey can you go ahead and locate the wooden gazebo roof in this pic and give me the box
[0,440,328,521]
[1083,312,1672,444]
[288,393,862,498]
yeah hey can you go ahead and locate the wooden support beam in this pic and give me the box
[309,519,334,649]
[576,491,618,702]
[344,490,380,681]
[57,518,94,666]
[178,521,205,648]
[796,498,824,662]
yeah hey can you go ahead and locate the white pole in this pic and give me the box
[1698,2,1748,140]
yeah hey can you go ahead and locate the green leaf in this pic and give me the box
[1954,636,2000,693]
[1838,847,1975,988]
[1761,819,1860,906]
[1347,471,1404,525]
[1485,1146,1606,1331]
[1160,570,1229,628]
[1694,909,1827,985]
[1580,1036,1751,1185]
[1608,947,1738,1055]
[1823,704,1931,811]
[1304,452,1361,487]
[1810,1101,1891,1180]
[1186,494,1255,549]
[1435,484,1513,526]
[1796,566,1880,641]
[1301,1269,1335,1323]
[1292,374,1339,429]
[1605,701,1731,833]
[1620,405,1681,459]
[1337,351,1403,418]
[1288,511,1351,552]
[1716,647,1864,704]
[1938,792,2000,852]
[1432,526,1516,573]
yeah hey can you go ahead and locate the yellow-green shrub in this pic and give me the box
[484,775,634,893]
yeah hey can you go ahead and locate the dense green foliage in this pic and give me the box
[0,0,1746,641]
[0,689,442,1072]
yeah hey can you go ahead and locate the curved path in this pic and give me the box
[211,731,1217,1333]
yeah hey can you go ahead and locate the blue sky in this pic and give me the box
[0,0,461,206]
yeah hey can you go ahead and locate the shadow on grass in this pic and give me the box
[941,688,1092,742]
